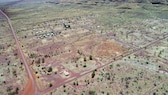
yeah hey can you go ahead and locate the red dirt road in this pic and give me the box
[21,78,35,95]
[0,10,38,95]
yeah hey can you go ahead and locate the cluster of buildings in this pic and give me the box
[35,31,55,39]
[59,70,70,76]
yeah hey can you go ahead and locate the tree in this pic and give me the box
[30,53,36,58]
[109,64,113,69]
[128,56,130,59]
[49,83,52,87]
[76,81,78,86]
[116,64,120,67]
[73,82,76,85]
[15,87,19,94]
[91,71,95,78]
[153,92,156,95]
[77,50,82,55]
[76,64,78,67]
[42,58,45,63]
[89,91,96,95]
[89,55,93,60]
[63,85,66,88]
[84,57,86,62]
[48,67,52,72]
[13,70,17,77]
[107,76,110,80]
[83,64,86,67]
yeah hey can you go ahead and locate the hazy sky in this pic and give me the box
[0,0,19,3]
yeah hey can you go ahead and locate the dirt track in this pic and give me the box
[0,9,37,95]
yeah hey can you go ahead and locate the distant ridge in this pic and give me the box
[48,0,168,5]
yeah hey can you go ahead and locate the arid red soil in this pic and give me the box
[95,40,124,58]
[33,34,125,62]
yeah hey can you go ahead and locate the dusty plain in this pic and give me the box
[0,0,168,95]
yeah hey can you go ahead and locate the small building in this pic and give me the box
[63,70,69,76]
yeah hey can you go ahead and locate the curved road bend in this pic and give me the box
[0,10,38,95]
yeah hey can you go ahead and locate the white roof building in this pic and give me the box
[63,70,69,76]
